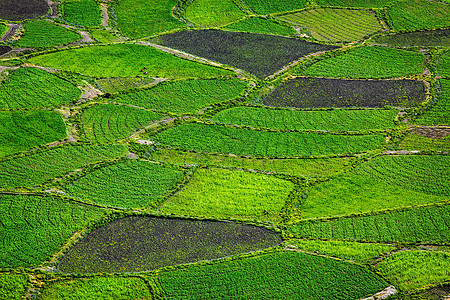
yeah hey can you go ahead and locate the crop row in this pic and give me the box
[242,0,307,14]
[415,79,450,126]
[315,0,397,8]
[185,0,245,27]
[96,77,157,94]
[224,17,297,37]
[15,20,81,48]
[62,0,102,27]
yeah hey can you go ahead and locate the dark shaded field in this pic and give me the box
[155,30,338,78]
[0,46,12,56]
[58,216,282,273]
[0,0,48,21]
[262,77,426,108]
[375,29,450,47]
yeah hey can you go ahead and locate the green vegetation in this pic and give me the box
[0,144,128,189]
[315,0,397,8]
[439,51,450,78]
[154,123,384,157]
[81,104,163,143]
[388,0,450,32]
[278,8,381,43]
[242,0,307,14]
[114,0,184,38]
[0,274,29,300]
[400,133,450,151]
[29,44,234,78]
[39,276,151,300]
[62,0,102,27]
[302,46,426,79]
[0,23,9,37]
[0,67,81,109]
[288,240,395,262]
[160,167,294,221]
[224,17,297,36]
[377,251,450,291]
[63,159,184,208]
[15,20,81,48]
[212,107,398,131]
[159,251,388,299]
[374,29,450,48]
[185,0,245,27]
[0,194,106,268]
[0,110,67,158]
[115,79,248,114]
[91,29,122,43]
[97,77,157,94]
[415,80,450,125]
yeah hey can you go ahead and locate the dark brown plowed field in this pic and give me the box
[0,0,48,21]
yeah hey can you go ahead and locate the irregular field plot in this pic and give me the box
[290,204,450,243]
[115,78,248,114]
[159,251,388,300]
[0,110,67,158]
[63,159,184,209]
[212,106,399,131]
[0,194,106,268]
[0,144,128,189]
[80,104,163,144]
[58,216,282,273]
[15,20,82,48]
[415,80,450,125]
[0,0,48,21]
[261,77,426,108]
[300,155,450,218]
[160,168,294,221]
[155,30,338,78]
[97,77,157,94]
[62,0,102,27]
[39,277,151,300]
[224,17,297,36]
[315,0,397,8]
[301,46,426,79]
[28,44,234,78]
[185,0,245,27]
[0,273,29,300]
[155,123,384,157]
[0,67,81,110]
[278,8,381,43]
[388,0,450,32]
[374,29,450,48]
[400,129,450,151]
[242,0,307,14]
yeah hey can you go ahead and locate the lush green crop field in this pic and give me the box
[154,123,384,157]
[80,104,163,143]
[15,20,81,48]
[0,23,9,37]
[58,216,282,273]
[415,80,450,125]
[185,0,245,27]
[224,17,297,36]
[159,251,387,299]
[160,167,294,221]
[63,159,184,208]
[39,276,151,300]
[0,194,106,268]
[388,0,450,32]
[242,0,307,14]
[377,251,450,291]
[0,110,67,158]
[0,274,29,300]
[314,0,397,8]
[262,77,426,108]
[0,0,48,21]
[28,44,234,78]
[278,8,381,43]
[212,106,398,131]
[62,0,102,27]
[374,29,450,48]
[439,51,450,78]
[115,78,248,114]
[0,67,80,109]
[96,77,157,94]
[302,46,426,79]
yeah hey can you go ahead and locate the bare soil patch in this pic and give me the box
[412,126,450,138]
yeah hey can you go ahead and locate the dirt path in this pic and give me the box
[101,3,109,27]
[78,31,94,43]
[46,0,58,18]
[360,286,397,300]
[78,81,103,103]
[0,24,19,42]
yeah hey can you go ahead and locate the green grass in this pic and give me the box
[439,51,450,78]
[242,0,307,14]
[115,79,248,114]
[0,274,29,300]
[15,20,81,48]
[63,0,102,27]
[80,104,164,143]
[0,23,9,37]
[400,134,450,151]
[29,44,234,78]
[154,123,384,157]
[415,80,450,125]
[151,148,351,177]
[315,0,397,8]
[388,0,450,32]
[0,194,106,268]
[278,8,381,43]
[377,251,450,291]
[159,251,388,299]
[224,17,297,36]
[302,46,426,79]
[160,167,294,221]
[185,0,245,27]
[97,77,157,94]
[114,0,184,38]
[212,107,398,131]
[39,276,151,300]
[0,110,67,158]
[0,67,81,109]
[0,144,128,189]
[91,29,122,43]
[64,159,184,209]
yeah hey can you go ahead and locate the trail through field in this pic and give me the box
[46,0,58,18]
[79,81,103,102]
[78,31,94,43]
[360,286,397,300]
[101,3,109,27]
[0,24,19,42]
[129,117,176,139]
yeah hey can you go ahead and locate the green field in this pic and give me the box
[62,0,102,27]
[160,167,294,221]
[0,274,29,300]
[185,0,245,27]
[96,77,157,94]
[302,46,426,79]
[315,0,397,8]
[415,80,450,126]
[80,104,163,143]
[15,20,81,48]
[0,110,67,158]
[115,79,248,114]
[278,8,381,43]
[0,67,81,109]
[224,17,297,36]
[0,23,8,37]
[400,133,450,151]
[439,51,450,78]
[242,0,307,14]
[28,44,234,78]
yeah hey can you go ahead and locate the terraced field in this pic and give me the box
[374,29,450,48]
[185,0,245,27]
[224,17,297,36]
[62,0,102,27]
